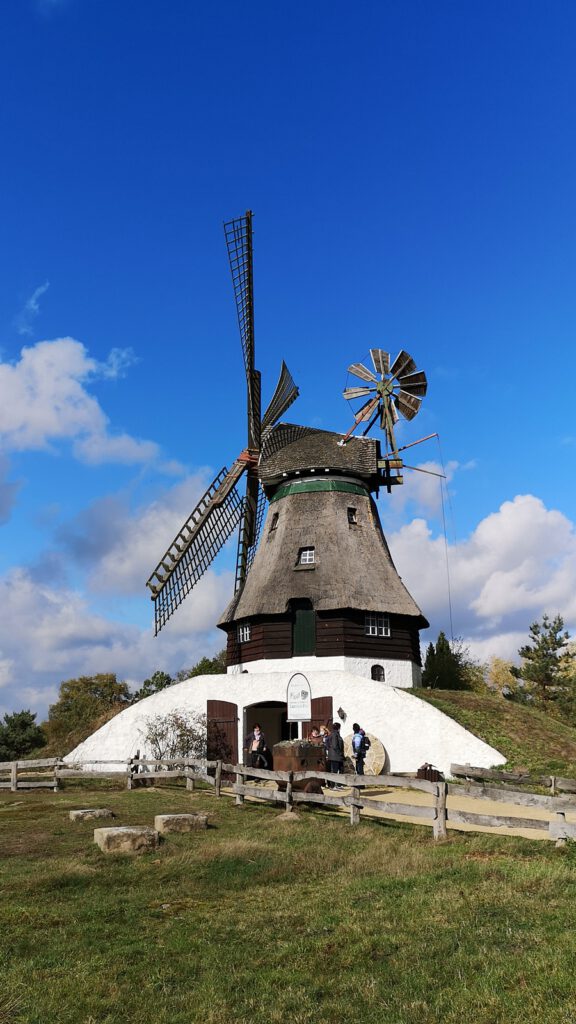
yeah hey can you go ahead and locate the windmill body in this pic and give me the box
[66,213,505,776]
[218,423,427,687]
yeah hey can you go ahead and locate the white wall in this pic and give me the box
[228,655,421,689]
[67,669,504,777]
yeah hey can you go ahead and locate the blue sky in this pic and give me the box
[1,0,575,716]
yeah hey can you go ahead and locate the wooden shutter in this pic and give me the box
[207,699,238,763]
[292,600,316,655]
[303,696,333,732]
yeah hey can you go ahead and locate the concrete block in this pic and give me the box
[94,826,159,854]
[154,813,208,834]
[70,808,114,822]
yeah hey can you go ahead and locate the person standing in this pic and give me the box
[352,722,370,775]
[326,721,344,785]
[244,723,269,768]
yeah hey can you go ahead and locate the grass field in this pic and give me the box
[2,782,576,1024]
[415,689,576,776]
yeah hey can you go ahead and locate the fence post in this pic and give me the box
[235,767,245,806]
[285,771,294,813]
[433,781,447,840]
[550,775,557,796]
[10,761,18,792]
[186,768,195,792]
[126,759,133,790]
[555,811,567,848]
[53,762,60,792]
[350,785,361,826]
[215,760,223,798]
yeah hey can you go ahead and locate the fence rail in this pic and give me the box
[450,762,576,795]
[3,757,576,845]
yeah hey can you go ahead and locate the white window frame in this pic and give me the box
[237,624,251,643]
[364,613,390,637]
[298,547,315,565]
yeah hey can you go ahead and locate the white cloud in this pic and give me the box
[57,473,220,595]
[13,281,49,337]
[0,337,159,466]
[74,432,159,465]
[0,566,230,719]
[0,456,20,525]
[386,459,458,520]
[390,494,576,662]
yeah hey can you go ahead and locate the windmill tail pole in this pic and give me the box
[381,432,438,459]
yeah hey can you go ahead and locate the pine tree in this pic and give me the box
[514,614,574,705]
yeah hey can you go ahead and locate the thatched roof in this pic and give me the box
[219,484,428,626]
[258,424,380,494]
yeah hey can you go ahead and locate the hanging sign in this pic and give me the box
[286,672,312,721]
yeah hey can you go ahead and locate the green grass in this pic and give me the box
[2,783,576,1023]
[414,689,576,776]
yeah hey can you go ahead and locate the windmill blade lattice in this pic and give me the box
[146,464,246,635]
[343,347,427,451]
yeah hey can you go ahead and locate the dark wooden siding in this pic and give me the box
[317,610,422,664]
[224,619,292,666]
[223,610,421,666]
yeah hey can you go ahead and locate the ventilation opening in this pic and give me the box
[371,664,385,681]
[347,507,357,524]
[269,512,279,532]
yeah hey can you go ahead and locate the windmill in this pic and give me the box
[146,212,299,635]
[340,348,430,491]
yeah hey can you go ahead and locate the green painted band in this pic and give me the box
[270,479,369,503]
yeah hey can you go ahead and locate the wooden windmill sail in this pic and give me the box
[146,212,299,635]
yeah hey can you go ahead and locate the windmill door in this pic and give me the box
[304,696,333,733]
[207,700,238,764]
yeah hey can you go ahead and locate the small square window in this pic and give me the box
[298,547,315,565]
[364,614,390,637]
[269,512,279,532]
[347,507,357,525]
[237,624,251,643]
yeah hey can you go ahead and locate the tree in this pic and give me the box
[486,657,519,699]
[131,670,173,703]
[422,632,474,690]
[140,709,207,762]
[0,710,46,761]
[512,614,575,705]
[175,649,227,682]
[45,673,131,751]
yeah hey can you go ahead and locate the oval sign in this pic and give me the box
[286,672,312,721]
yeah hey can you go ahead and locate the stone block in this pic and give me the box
[94,826,159,855]
[154,813,208,834]
[70,808,114,822]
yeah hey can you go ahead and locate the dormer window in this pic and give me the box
[237,624,251,643]
[298,547,315,565]
[365,614,390,637]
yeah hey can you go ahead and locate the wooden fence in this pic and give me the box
[3,757,576,845]
[0,757,219,793]
[451,762,576,795]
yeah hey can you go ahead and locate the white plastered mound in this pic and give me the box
[66,670,505,778]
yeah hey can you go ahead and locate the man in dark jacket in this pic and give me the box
[326,722,344,786]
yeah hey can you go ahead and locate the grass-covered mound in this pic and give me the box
[2,784,576,1024]
[415,689,576,776]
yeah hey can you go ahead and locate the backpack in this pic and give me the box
[360,733,371,754]
[354,732,371,756]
